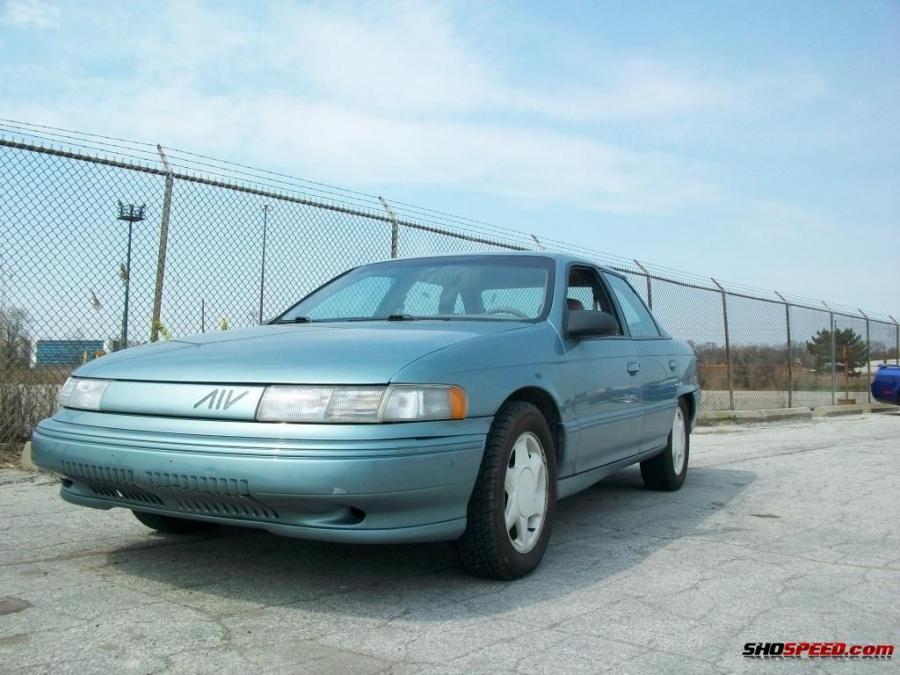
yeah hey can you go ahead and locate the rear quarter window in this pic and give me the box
[604,274,661,337]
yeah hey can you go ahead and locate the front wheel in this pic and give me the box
[640,399,690,491]
[456,401,557,580]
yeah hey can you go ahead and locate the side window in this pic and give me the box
[604,274,660,337]
[305,276,392,320]
[566,267,622,334]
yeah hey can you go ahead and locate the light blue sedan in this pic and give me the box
[33,253,699,579]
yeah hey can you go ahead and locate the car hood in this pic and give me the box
[75,321,527,384]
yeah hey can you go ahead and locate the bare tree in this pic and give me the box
[0,306,31,370]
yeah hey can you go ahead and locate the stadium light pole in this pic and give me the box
[117,201,146,350]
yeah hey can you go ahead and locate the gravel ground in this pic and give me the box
[1,412,898,674]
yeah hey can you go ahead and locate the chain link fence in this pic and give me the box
[2,120,898,442]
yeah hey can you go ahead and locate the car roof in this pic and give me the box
[360,251,619,274]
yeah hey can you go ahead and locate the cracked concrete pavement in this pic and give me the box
[1,413,898,674]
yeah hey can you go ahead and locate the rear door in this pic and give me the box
[563,266,644,473]
[603,272,679,451]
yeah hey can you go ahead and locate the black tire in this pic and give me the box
[456,400,557,580]
[132,510,215,534]
[640,398,690,491]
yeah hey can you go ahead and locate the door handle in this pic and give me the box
[627,361,641,374]
[669,359,677,371]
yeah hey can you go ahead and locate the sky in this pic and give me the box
[1,0,899,314]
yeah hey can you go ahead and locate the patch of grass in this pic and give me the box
[0,383,59,444]
[0,443,23,469]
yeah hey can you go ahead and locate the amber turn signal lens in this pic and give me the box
[449,386,468,419]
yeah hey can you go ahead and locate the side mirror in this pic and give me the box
[566,310,620,338]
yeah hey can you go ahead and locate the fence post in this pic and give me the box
[711,278,734,410]
[379,196,399,258]
[634,260,652,309]
[150,144,174,342]
[258,204,270,324]
[859,309,871,403]
[891,315,900,366]
[775,292,792,408]
[823,302,835,405]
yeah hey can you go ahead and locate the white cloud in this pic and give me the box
[731,199,836,241]
[0,0,825,217]
[505,60,741,123]
[4,84,715,215]
[268,2,493,116]
[95,1,814,124]
[3,0,58,27]
[250,99,721,214]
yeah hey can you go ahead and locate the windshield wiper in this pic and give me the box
[270,316,311,324]
[278,315,417,323]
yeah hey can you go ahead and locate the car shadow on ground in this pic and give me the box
[105,465,755,619]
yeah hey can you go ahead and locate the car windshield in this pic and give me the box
[275,256,554,323]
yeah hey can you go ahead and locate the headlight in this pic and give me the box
[256,384,467,423]
[57,377,110,411]
[382,385,467,421]
[256,386,384,422]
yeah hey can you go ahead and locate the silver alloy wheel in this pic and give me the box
[504,431,549,554]
[671,407,687,475]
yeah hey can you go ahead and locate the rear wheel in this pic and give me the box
[456,401,557,580]
[640,398,690,491]
[132,510,215,534]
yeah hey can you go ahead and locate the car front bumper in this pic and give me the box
[31,409,490,543]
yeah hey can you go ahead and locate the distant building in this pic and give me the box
[34,339,107,366]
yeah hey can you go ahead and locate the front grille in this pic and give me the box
[90,484,164,505]
[62,460,134,483]
[142,472,250,497]
[173,497,278,520]
[61,460,277,520]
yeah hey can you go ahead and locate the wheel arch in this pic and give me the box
[679,390,697,432]
[503,386,565,469]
